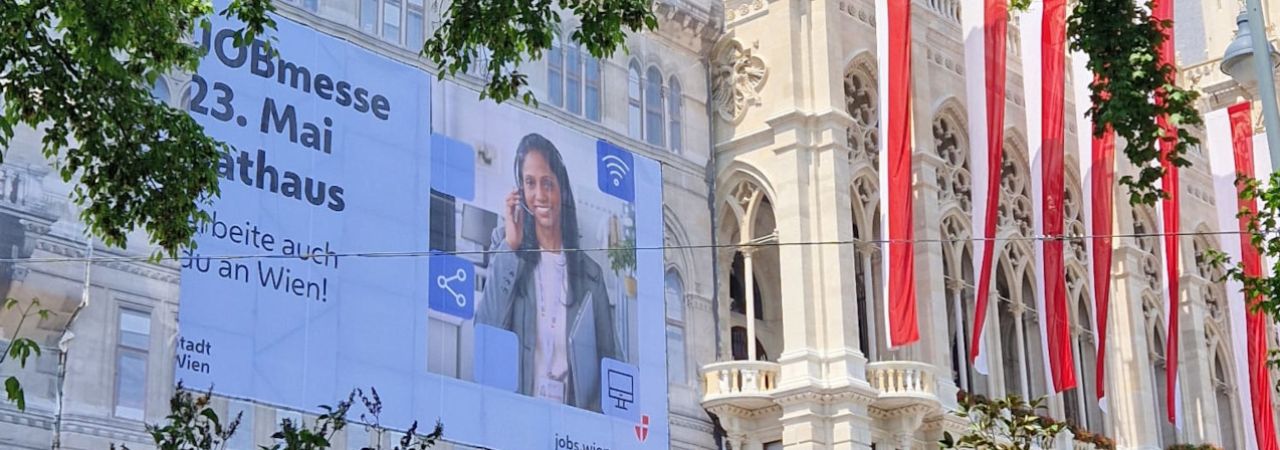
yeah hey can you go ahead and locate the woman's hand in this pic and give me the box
[505,188,523,249]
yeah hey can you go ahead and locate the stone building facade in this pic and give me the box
[0,0,1277,449]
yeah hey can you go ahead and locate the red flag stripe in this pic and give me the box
[966,0,1009,371]
[1039,0,1076,393]
[1091,126,1116,404]
[876,0,917,348]
[1227,102,1280,450]
[1152,0,1181,426]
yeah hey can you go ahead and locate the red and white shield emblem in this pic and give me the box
[634,414,650,443]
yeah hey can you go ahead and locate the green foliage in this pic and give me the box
[261,394,353,450]
[1067,0,1202,205]
[117,384,243,450]
[355,387,443,450]
[0,298,53,411]
[422,0,658,104]
[941,393,1068,450]
[114,386,443,450]
[1008,0,1033,13]
[1207,172,1280,393]
[1224,173,1280,316]
[0,0,275,257]
[607,235,637,273]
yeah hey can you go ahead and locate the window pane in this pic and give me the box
[119,310,150,350]
[227,401,255,450]
[115,350,147,420]
[120,310,150,336]
[360,0,378,34]
[665,270,684,322]
[547,40,563,107]
[406,9,424,48]
[645,67,664,146]
[566,46,582,115]
[585,56,600,122]
[668,78,682,152]
[666,325,686,384]
[302,0,318,12]
[382,0,402,43]
[628,62,643,139]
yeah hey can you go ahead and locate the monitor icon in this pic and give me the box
[600,358,640,421]
[607,369,635,409]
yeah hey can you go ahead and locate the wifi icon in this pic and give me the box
[602,155,630,187]
[596,140,636,202]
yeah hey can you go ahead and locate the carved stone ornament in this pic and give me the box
[711,39,767,123]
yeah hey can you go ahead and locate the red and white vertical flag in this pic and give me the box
[1019,0,1077,393]
[1152,0,1183,428]
[1208,102,1280,450]
[961,0,1009,375]
[875,0,918,348]
[1069,51,1117,412]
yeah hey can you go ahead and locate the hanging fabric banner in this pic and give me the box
[961,0,1009,375]
[1020,0,1077,393]
[1208,102,1279,450]
[1152,0,1183,427]
[875,0,918,348]
[1069,51,1116,412]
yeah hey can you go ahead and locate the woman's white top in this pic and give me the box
[533,251,571,402]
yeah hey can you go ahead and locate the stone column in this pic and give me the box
[717,246,736,359]
[830,396,877,450]
[1108,244,1163,449]
[911,152,953,373]
[1178,274,1221,446]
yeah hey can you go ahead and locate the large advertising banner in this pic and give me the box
[177,3,434,420]
[177,7,667,450]
[422,83,667,450]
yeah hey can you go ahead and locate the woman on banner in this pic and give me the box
[478,132,619,412]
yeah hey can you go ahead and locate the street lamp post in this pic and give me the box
[1221,2,1280,171]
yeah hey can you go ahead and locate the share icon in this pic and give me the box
[436,268,468,307]
[428,254,475,319]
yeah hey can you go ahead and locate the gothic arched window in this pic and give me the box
[933,112,971,212]
[628,61,643,139]
[851,174,881,360]
[844,62,878,165]
[645,66,666,147]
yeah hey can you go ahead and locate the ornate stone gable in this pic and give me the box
[711,38,767,123]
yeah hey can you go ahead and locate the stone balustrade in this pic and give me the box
[700,360,780,411]
[922,0,960,24]
[867,360,941,410]
[868,360,936,395]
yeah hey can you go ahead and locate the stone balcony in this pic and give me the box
[866,360,942,411]
[700,360,779,412]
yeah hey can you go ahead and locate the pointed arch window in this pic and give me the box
[644,66,666,147]
[547,34,599,121]
[665,269,688,384]
[548,37,564,107]
[668,76,683,153]
[1212,346,1239,450]
[628,61,643,139]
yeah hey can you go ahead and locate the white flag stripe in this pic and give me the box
[1069,50,1104,412]
[961,0,991,375]
[1206,108,1260,450]
[874,0,894,350]
[1150,160,1184,430]
[1019,2,1056,393]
